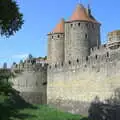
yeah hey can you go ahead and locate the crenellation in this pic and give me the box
[48,48,120,75]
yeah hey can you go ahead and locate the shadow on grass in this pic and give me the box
[88,88,120,120]
[1,89,38,120]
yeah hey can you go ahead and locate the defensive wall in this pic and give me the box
[47,47,120,115]
[10,62,47,104]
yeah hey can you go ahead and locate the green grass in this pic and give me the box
[13,104,88,120]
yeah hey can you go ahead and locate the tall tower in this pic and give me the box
[47,19,65,64]
[64,4,101,62]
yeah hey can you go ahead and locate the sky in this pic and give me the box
[0,0,120,67]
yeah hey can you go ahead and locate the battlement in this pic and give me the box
[90,44,107,55]
[48,47,120,72]
[12,62,48,72]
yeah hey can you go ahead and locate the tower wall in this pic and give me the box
[47,34,52,64]
[89,23,101,48]
[65,21,90,62]
[47,33,64,64]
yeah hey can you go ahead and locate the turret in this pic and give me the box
[47,19,65,64]
[107,30,120,49]
[64,4,101,62]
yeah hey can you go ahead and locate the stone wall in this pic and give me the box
[47,48,120,115]
[11,63,47,104]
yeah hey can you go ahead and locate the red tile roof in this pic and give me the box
[69,4,99,24]
[52,18,64,33]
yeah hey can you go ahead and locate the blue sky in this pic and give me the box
[0,0,120,67]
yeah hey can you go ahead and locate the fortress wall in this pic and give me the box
[47,49,120,115]
[90,45,107,55]
[11,63,47,104]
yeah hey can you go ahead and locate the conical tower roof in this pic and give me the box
[52,18,64,33]
[69,4,99,24]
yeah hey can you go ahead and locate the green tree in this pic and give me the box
[0,0,24,119]
[0,69,17,120]
[28,54,33,60]
[0,0,24,37]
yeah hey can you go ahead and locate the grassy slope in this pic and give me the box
[14,105,88,120]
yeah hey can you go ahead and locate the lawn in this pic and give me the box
[13,104,88,120]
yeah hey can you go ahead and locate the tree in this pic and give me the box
[0,69,17,120]
[0,0,24,37]
[0,0,24,119]
[28,54,33,60]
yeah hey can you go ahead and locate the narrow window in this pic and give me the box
[77,59,79,63]
[92,24,94,29]
[107,52,109,57]
[69,60,71,65]
[86,56,88,61]
[95,55,98,59]
[86,23,88,28]
[58,35,60,38]
[78,23,80,26]
[55,64,57,68]
[52,36,53,39]
[71,24,73,27]
[85,34,88,39]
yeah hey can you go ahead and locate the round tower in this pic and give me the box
[107,30,120,49]
[64,4,101,62]
[47,19,64,64]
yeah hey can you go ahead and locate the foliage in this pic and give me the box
[0,69,18,120]
[28,54,33,60]
[0,0,24,37]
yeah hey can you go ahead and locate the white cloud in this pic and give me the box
[12,53,28,59]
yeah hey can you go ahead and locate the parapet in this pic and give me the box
[11,60,48,73]
[48,48,120,73]
[90,44,107,56]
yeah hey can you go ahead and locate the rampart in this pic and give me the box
[11,62,47,104]
[47,47,120,115]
